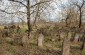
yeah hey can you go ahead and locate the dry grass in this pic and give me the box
[0,24,85,55]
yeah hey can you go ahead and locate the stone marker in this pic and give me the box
[68,32,73,40]
[74,33,80,42]
[62,32,72,55]
[60,32,67,40]
[22,34,29,45]
[38,33,44,47]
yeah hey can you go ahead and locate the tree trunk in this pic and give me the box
[33,5,40,27]
[65,16,69,27]
[27,0,31,38]
[79,9,82,28]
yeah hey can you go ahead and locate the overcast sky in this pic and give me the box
[0,0,72,24]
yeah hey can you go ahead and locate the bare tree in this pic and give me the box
[74,0,85,28]
[0,0,53,38]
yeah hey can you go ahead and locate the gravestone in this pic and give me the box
[51,34,57,42]
[38,33,44,47]
[79,33,83,41]
[60,31,67,40]
[70,32,75,41]
[68,32,72,40]
[5,37,14,43]
[2,29,9,37]
[62,32,72,55]
[2,51,12,55]
[74,33,80,42]
[22,33,29,46]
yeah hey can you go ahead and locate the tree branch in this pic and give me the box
[0,9,14,14]
[0,9,26,14]
[30,0,50,8]
[8,0,27,8]
[0,0,51,14]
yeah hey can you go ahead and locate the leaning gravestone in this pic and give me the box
[38,33,44,47]
[62,32,72,55]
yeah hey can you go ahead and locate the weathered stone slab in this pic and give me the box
[60,32,67,40]
[62,32,72,55]
[74,33,80,42]
[22,34,29,45]
[38,33,44,47]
